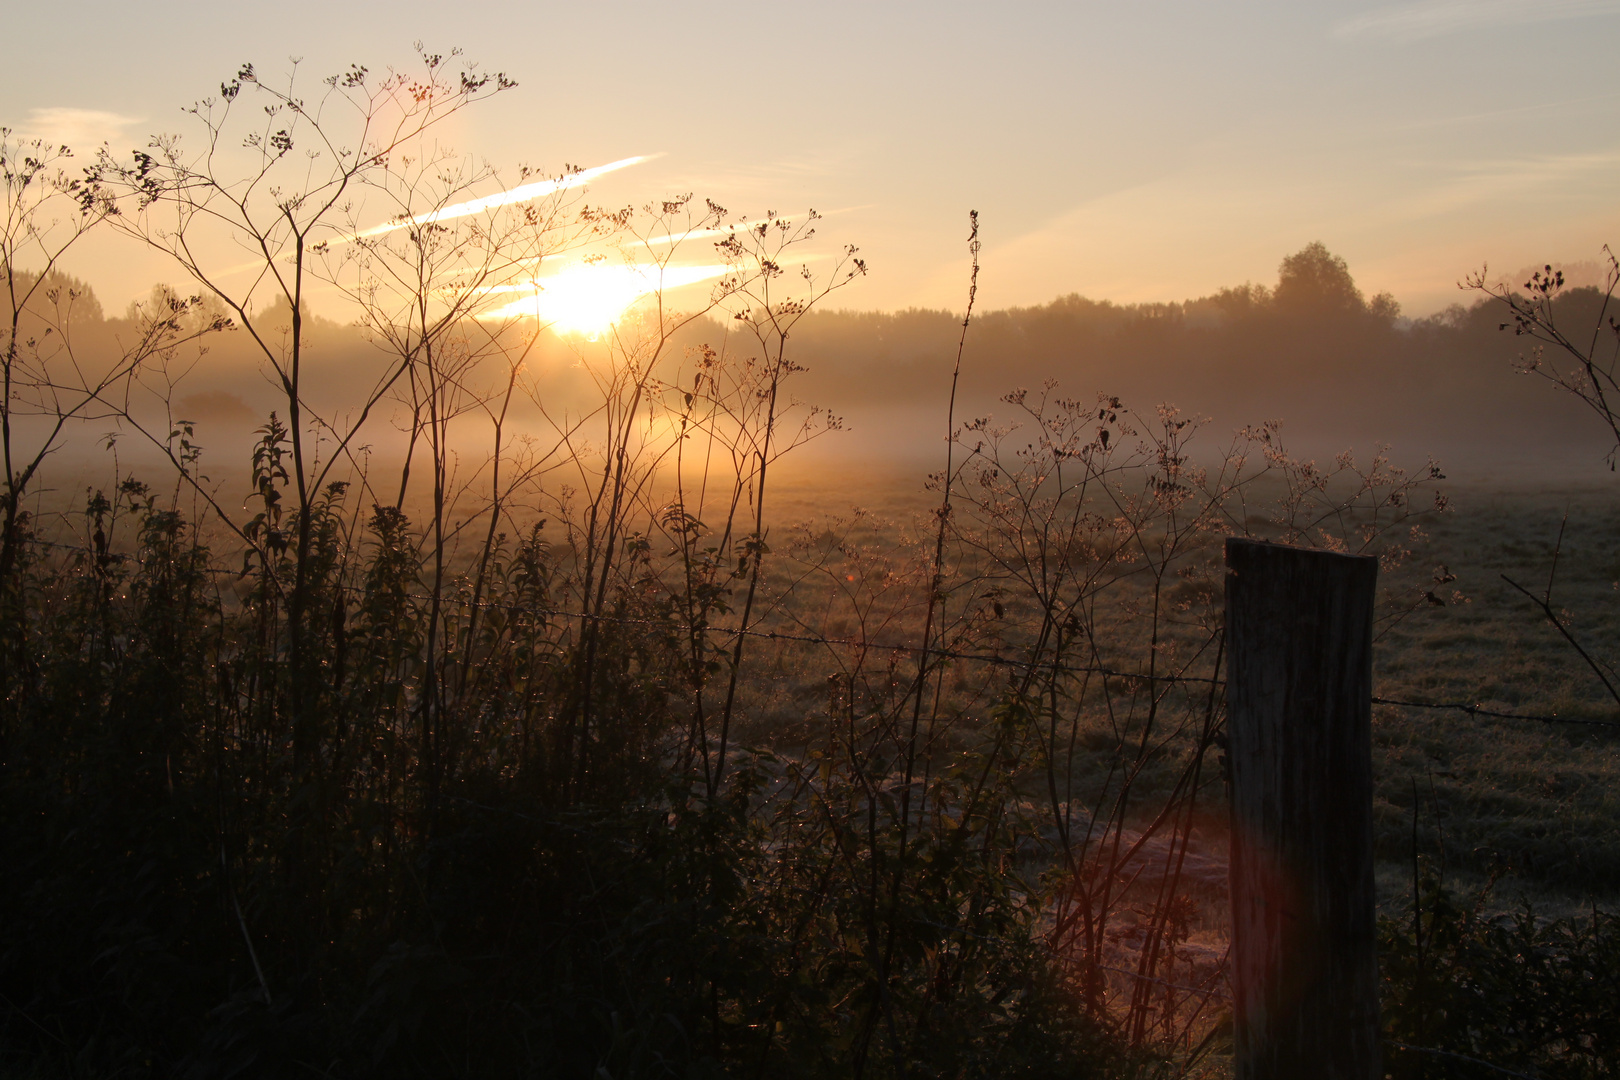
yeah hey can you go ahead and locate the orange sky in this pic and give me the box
[5,0,1617,318]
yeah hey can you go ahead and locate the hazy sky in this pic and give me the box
[5,0,1617,317]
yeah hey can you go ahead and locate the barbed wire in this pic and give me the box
[1372,695,1620,730]
[20,533,1222,684]
[20,535,1620,728]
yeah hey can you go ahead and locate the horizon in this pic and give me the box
[3,0,1616,322]
[18,236,1613,331]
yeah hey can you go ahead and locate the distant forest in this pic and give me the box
[26,242,1614,480]
[776,243,1614,476]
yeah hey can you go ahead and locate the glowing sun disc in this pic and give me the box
[483,262,730,336]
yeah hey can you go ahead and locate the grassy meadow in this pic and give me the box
[1370,483,1620,905]
[698,466,1620,908]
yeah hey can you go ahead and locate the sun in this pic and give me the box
[537,264,654,336]
[481,261,732,337]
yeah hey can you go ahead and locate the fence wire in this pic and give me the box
[1371,694,1620,729]
[21,534,1620,729]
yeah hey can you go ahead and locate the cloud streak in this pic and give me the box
[1335,0,1620,40]
[353,154,659,239]
[205,155,659,278]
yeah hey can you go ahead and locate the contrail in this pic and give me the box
[206,154,659,279]
[352,154,658,239]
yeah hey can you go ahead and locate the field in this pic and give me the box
[734,462,1620,900]
[1371,482,1620,908]
[737,464,1620,1076]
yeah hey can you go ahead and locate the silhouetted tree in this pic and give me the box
[1274,240,1365,315]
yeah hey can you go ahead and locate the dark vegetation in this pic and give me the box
[2,52,1618,1079]
[1380,866,1620,1079]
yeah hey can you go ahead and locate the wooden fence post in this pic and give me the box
[1225,538,1381,1080]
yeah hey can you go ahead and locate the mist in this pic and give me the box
[25,241,1613,504]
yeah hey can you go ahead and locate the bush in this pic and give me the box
[1381,864,1620,1080]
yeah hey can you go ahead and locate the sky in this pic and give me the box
[4,0,1617,318]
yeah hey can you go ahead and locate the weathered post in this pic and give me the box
[1225,538,1381,1080]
